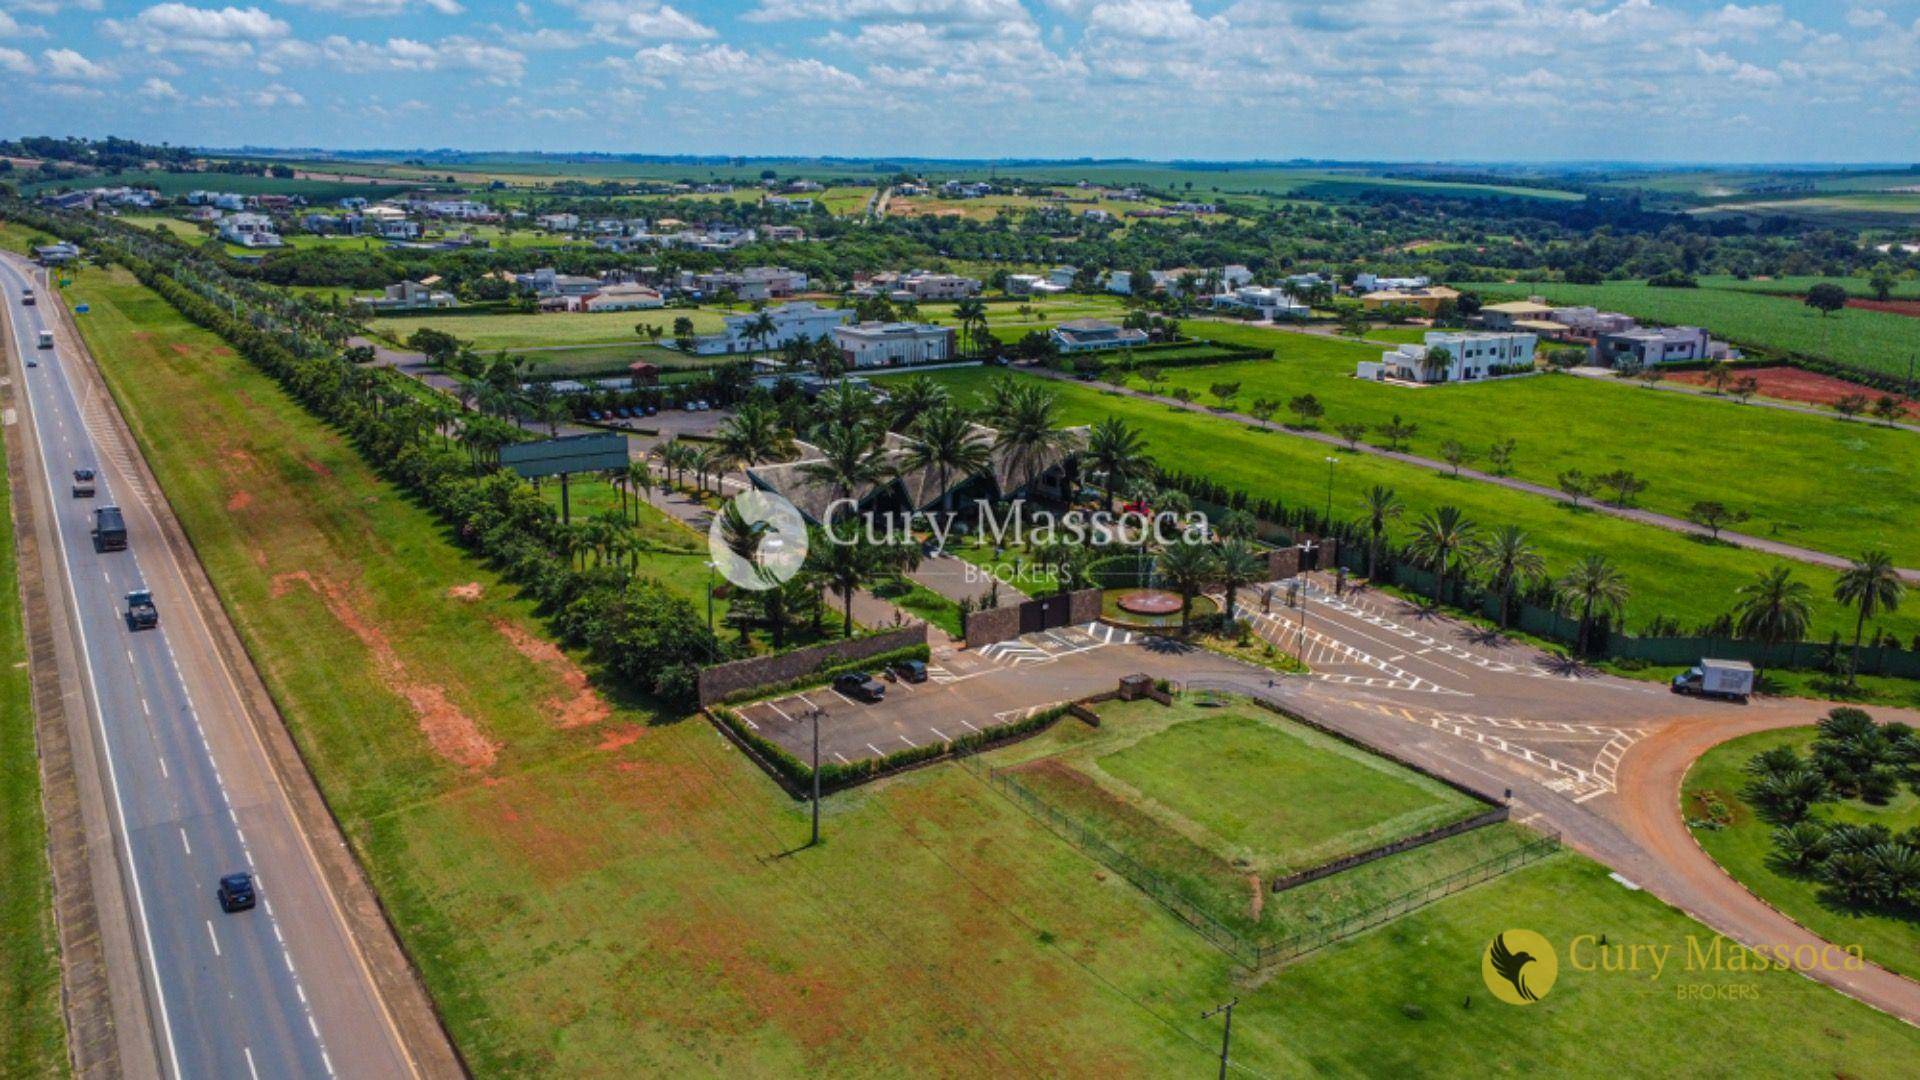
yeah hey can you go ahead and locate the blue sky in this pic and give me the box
[2,1,1916,162]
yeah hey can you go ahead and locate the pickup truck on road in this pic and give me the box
[125,589,158,631]
[91,505,127,552]
[71,469,95,498]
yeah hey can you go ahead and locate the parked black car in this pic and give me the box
[833,671,886,702]
[217,872,256,913]
[890,659,928,684]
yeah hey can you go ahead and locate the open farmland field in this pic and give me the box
[1701,275,1920,301]
[884,364,1920,640]
[1465,280,1920,378]
[1683,727,1920,982]
[930,163,1585,202]
[30,248,1920,1076]
[1164,321,1920,568]
[1693,193,1920,227]
[376,307,729,350]
[24,168,420,201]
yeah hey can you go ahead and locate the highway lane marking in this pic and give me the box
[157,756,167,778]
[140,697,150,716]
[179,828,191,855]
[244,1046,260,1080]
[205,920,221,957]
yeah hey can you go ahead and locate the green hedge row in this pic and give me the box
[715,642,931,706]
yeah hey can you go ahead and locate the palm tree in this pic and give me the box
[799,421,893,516]
[717,400,789,468]
[1155,539,1216,637]
[886,376,950,430]
[626,460,654,523]
[1733,565,1813,651]
[1474,525,1544,630]
[991,383,1073,496]
[1084,415,1149,512]
[1834,550,1904,686]
[808,530,877,637]
[1555,555,1630,655]
[659,439,694,489]
[900,404,990,514]
[745,311,778,357]
[815,380,877,434]
[954,297,988,357]
[1215,538,1265,629]
[1364,485,1402,583]
[1407,505,1476,609]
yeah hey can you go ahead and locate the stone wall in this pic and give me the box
[697,624,927,706]
[962,587,1103,648]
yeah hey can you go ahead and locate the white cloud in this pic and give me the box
[102,4,289,59]
[280,0,465,15]
[615,42,861,95]
[41,47,112,80]
[564,1,716,42]
[247,82,307,106]
[745,0,1027,23]
[140,76,183,99]
[0,44,34,74]
[0,10,47,37]
[280,34,529,83]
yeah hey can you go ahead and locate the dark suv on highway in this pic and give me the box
[217,872,256,913]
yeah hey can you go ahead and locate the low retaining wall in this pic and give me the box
[696,624,926,706]
[1269,806,1511,893]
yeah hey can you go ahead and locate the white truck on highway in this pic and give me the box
[1671,659,1754,702]
[38,329,54,350]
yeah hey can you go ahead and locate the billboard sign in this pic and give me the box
[500,432,630,479]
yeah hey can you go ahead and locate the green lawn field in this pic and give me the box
[35,248,1920,1075]
[1169,321,1920,569]
[1701,274,1920,301]
[1682,726,1920,982]
[1094,705,1479,872]
[881,365,1920,640]
[0,386,68,1076]
[1464,280,1920,378]
[377,307,728,350]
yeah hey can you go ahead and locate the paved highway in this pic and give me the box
[1,254,419,1079]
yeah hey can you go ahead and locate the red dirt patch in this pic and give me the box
[271,571,499,770]
[226,491,253,512]
[299,455,334,478]
[596,724,644,752]
[492,618,611,730]
[1668,365,1915,415]
[169,343,196,357]
[446,582,484,602]
[1846,297,1920,319]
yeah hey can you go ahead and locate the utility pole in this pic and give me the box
[1202,998,1237,1080]
[1322,455,1338,535]
[810,708,823,847]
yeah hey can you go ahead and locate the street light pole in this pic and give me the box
[1323,455,1338,536]
[810,707,823,847]
[1202,998,1237,1080]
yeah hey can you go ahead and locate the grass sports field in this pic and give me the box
[1466,279,1920,378]
[1682,726,1920,982]
[883,364,1920,641]
[988,696,1496,938]
[35,250,1920,1075]
[0,375,68,1076]
[376,306,729,350]
[1172,321,1920,569]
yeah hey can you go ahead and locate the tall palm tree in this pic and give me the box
[991,383,1072,497]
[1084,415,1149,512]
[1215,538,1265,629]
[886,376,950,430]
[799,421,894,519]
[976,375,1024,427]
[954,297,988,357]
[745,311,778,357]
[901,404,990,514]
[1733,565,1813,650]
[815,380,877,434]
[626,460,654,523]
[658,439,693,488]
[717,399,789,468]
[1475,524,1545,630]
[807,530,877,637]
[1364,485,1402,583]
[1155,539,1217,637]
[1407,505,1476,609]
[1554,555,1630,655]
[1834,550,1904,686]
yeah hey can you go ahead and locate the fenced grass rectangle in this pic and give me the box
[1094,709,1482,873]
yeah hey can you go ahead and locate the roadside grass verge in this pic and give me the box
[0,394,68,1076]
[883,365,1920,640]
[49,257,1920,1075]
[1682,726,1920,982]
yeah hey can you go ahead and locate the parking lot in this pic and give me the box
[731,622,1275,765]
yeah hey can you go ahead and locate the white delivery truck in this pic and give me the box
[1671,659,1755,702]
[38,330,54,349]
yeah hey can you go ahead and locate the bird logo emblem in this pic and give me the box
[1482,930,1558,1005]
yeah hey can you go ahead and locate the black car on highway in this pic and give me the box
[217,872,256,913]
[833,671,886,702]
